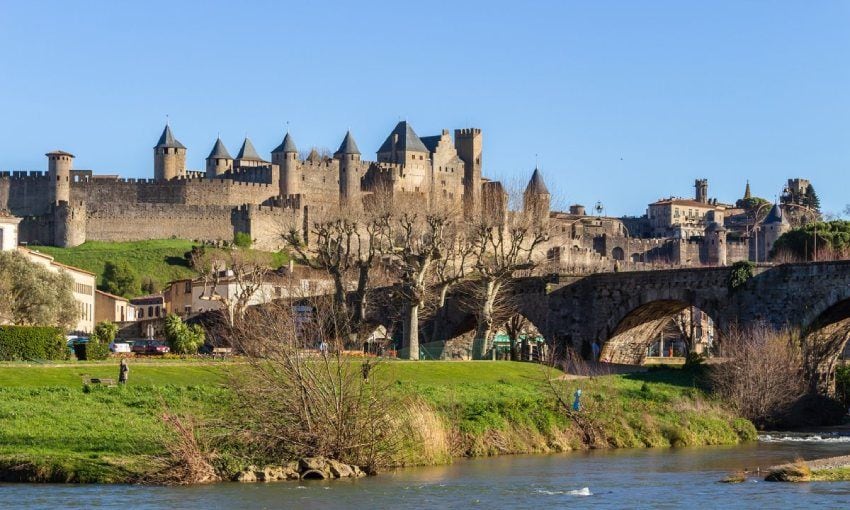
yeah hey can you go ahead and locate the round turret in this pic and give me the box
[334,131,361,208]
[153,124,187,181]
[46,150,74,204]
[761,203,790,260]
[272,132,299,196]
[705,220,727,266]
[205,138,233,179]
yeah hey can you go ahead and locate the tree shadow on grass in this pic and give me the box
[165,256,191,268]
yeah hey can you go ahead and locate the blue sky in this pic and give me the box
[1,0,848,216]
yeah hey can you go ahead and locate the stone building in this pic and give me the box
[0,121,496,251]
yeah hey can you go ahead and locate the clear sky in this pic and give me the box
[0,0,847,217]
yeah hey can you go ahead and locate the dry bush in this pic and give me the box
[228,298,401,472]
[708,326,806,428]
[145,409,219,485]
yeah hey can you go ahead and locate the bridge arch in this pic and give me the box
[599,297,720,365]
[801,298,850,392]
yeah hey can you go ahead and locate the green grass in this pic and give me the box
[33,239,290,296]
[0,363,228,387]
[812,467,850,481]
[0,360,754,483]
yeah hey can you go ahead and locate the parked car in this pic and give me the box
[109,342,131,353]
[130,340,170,355]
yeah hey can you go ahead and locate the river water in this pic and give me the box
[3,436,850,509]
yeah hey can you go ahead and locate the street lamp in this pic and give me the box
[749,201,774,263]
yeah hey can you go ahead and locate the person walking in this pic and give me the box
[118,358,129,385]
[591,340,601,362]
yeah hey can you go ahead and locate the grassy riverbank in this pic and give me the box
[0,361,755,483]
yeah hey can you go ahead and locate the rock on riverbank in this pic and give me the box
[234,457,367,482]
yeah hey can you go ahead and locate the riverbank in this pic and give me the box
[766,454,850,482]
[0,361,756,483]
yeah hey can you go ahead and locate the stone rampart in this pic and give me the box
[84,203,236,242]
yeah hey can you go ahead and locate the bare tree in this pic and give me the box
[709,325,806,428]
[228,298,401,471]
[282,206,391,341]
[427,220,475,344]
[464,189,547,359]
[504,313,528,361]
[192,248,272,328]
[387,211,450,360]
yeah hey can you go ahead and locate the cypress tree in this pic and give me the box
[805,184,821,212]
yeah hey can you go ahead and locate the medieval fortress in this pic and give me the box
[1,120,796,268]
[1,122,496,251]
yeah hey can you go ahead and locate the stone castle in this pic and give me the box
[1,120,797,269]
[0,122,504,250]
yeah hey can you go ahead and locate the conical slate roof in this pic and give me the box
[154,125,186,149]
[236,138,266,161]
[206,138,232,160]
[525,168,550,195]
[763,203,789,225]
[743,180,752,200]
[378,121,429,154]
[335,131,360,155]
[272,132,297,154]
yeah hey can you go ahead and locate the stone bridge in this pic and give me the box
[395,261,850,373]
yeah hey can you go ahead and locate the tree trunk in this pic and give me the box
[472,279,498,360]
[403,302,420,360]
[353,265,370,326]
[430,283,451,344]
[331,272,349,320]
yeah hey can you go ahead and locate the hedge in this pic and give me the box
[73,341,109,361]
[0,326,67,361]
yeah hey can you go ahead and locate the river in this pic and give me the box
[3,435,850,509]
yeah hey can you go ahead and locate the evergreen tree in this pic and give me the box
[102,260,140,297]
[804,184,821,212]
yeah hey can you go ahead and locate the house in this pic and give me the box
[163,264,335,319]
[95,290,136,323]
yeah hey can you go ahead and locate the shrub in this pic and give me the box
[74,340,109,361]
[92,321,118,345]
[233,232,252,249]
[164,315,205,354]
[0,326,67,361]
[709,326,805,428]
[727,261,755,291]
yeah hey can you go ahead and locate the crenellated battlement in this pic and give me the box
[0,170,49,180]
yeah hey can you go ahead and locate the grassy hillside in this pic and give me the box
[34,239,289,296]
[0,361,755,483]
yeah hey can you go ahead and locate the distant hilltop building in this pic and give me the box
[0,121,509,250]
